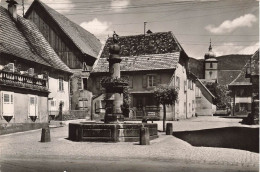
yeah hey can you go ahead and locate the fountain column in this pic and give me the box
[104,32,124,123]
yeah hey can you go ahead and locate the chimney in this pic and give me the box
[6,0,18,21]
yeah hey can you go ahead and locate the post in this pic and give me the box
[163,103,166,132]
[140,127,150,145]
[41,127,51,142]
[144,22,147,35]
[166,123,173,135]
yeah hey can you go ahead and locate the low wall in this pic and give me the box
[49,110,90,121]
[0,123,48,135]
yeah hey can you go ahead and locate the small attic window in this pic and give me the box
[146,30,153,34]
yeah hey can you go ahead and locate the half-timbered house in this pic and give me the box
[25,0,102,110]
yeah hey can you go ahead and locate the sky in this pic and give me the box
[1,0,259,59]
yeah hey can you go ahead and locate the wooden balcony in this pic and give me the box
[0,70,48,92]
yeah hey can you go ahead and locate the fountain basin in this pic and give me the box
[68,122,158,142]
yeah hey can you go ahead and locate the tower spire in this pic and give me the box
[209,38,212,51]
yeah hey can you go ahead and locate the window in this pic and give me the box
[143,74,160,88]
[192,100,195,111]
[191,81,193,90]
[49,100,57,111]
[28,95,38,117]
[148,75,155,87]
[78,77,82,90]
[1,92,14,117]
[176,76,180,89]
[195,86,201,97]
[210,62,213,68]
[83,78,88,90]
[59,76,64,91]
[184,102,186,114]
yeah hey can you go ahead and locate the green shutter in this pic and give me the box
[143,75,147,88]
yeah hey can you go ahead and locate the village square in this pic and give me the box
[0,0,259,171]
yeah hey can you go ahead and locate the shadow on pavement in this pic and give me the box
[173,127,259,153]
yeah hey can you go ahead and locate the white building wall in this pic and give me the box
[48,76,70,111]
[174,63,188,119]
[186,80,196,118]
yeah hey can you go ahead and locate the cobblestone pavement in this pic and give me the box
[0,116,259,171]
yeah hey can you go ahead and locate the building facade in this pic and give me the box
[0,2,71,134]
[228,49,259,117]
[89,32,197,120]
[25,0,102,111]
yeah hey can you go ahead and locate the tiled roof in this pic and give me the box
[218,70,241,85]
[0,7,50,67]
[92,52,180,73]
[0,7,72,73]
[229,60,251,86]
[27,0,102,58]
[100,32,182,58]
[17,15,72,73]
[229,49,259,86]
[250,49,259,76]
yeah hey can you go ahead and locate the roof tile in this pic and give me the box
[100,32,181,59]
[92,52,180,73]
[0,7,71,73]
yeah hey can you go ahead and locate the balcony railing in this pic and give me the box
[0,70,48,92]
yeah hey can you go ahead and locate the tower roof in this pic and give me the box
[205,39,216,59]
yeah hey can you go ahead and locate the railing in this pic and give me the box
[0,70,48,91]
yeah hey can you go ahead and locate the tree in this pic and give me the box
[153,85,178,131]
[205,83,231,110]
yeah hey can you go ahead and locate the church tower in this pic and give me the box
[204,40,218,82]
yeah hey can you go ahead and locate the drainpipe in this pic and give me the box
[173,70,176,120]
[90,96,94,121]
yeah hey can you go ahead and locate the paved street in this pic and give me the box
[0,117,259,172]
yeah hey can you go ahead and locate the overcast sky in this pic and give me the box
[1,0,259,59]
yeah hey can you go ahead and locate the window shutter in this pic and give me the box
[35,96,38,117]
[129,75,133,88]
[142,75,147,88]
[155,74,161,86]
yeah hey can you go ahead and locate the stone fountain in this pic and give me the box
[69,32,158,142]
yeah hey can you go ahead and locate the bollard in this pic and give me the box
[166,123,173,135]
[41,127,51,142]
[140,127,150,145]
